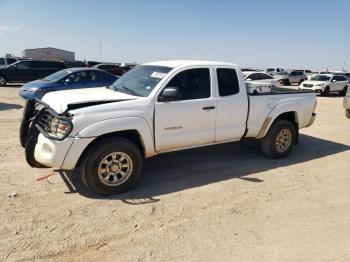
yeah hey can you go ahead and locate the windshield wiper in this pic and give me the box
[115,85,140,96]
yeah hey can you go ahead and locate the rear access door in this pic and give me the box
[213,67,248,142]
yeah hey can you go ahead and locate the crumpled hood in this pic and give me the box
[41,87,137,113]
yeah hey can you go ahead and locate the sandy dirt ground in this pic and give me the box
[0,85,350,262]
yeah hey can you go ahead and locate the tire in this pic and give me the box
[299,79,304,85]
[261,119,296,159]
[284,79,290,86]
[80,137,143,196]
[346,109,350,119]
[24,129,49,168]
[340,86,348,96]
[321,86,330,96]
[0,75,7,86]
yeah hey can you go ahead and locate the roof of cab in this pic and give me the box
[144,60,237,68]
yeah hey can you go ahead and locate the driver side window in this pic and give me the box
[165,68,210,100]
[66,72,89,83]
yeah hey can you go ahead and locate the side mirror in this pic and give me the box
[158,86,183,102]
[332,79,337,82]
[64,78,71,84]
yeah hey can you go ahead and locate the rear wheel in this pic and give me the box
[261,119,296,159]
[80,137,143,196]
[321,86,330,96]
[0,76,6,86]
[284,79,290,86]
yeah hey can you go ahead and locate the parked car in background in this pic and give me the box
[0,60,67,86]
[274,70,307,86]
[273,71,290,85]
[344,87,350,118]
[120,63,137,74]
[241,68,258,72]
[288,70,307,85]
[19,68,118,99]
[0,57,30,68]
[265,67,286,76]
[300,74,349,96]
[65,61,87,68]
[93,63,124,76]
[244,71,281,87]
[303,69,313,76]
[85,61,101,67]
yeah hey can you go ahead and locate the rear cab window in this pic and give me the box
[217,68,240,96]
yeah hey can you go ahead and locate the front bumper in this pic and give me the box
[21,98,74,168]
[34,134,94,170]
[19,89,43,100]
[300,87,322,93]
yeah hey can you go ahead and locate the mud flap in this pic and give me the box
[24,128,49,168]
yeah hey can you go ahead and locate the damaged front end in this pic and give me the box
[20,98,73,168]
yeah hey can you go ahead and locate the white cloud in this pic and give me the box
[0,25,11,34]
[0,24,25,34]
[15,24,25,31]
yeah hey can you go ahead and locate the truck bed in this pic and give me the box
[248,86,314,96]
[245,86,316,138]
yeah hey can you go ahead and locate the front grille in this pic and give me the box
[35,109,55,134]
[303,84,313,87]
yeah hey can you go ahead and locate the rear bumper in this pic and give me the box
[306,113,316,127]
[343,96,350,109]
[344,96,350,118]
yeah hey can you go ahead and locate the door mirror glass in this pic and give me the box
[158,86,183,102]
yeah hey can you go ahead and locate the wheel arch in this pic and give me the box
[256,106,299,143]
[75,129,147,169]
[62,117,155,170]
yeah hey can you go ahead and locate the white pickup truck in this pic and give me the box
[20,60,317,195]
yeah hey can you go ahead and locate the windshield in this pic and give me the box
[43,69,71,82]
[110,65,172,97]
[310,75,331,81]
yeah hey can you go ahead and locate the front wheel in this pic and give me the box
[80,137,143,196]
[260,119,296,159]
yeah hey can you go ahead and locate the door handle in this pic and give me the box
[202,106,215,110]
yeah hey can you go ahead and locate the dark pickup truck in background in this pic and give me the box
[0,60,67,86]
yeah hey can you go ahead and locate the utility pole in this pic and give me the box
[99,39,102,62]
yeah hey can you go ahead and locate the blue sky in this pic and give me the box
[0,0,349,70]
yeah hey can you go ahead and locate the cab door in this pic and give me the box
[155,67,216,152]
